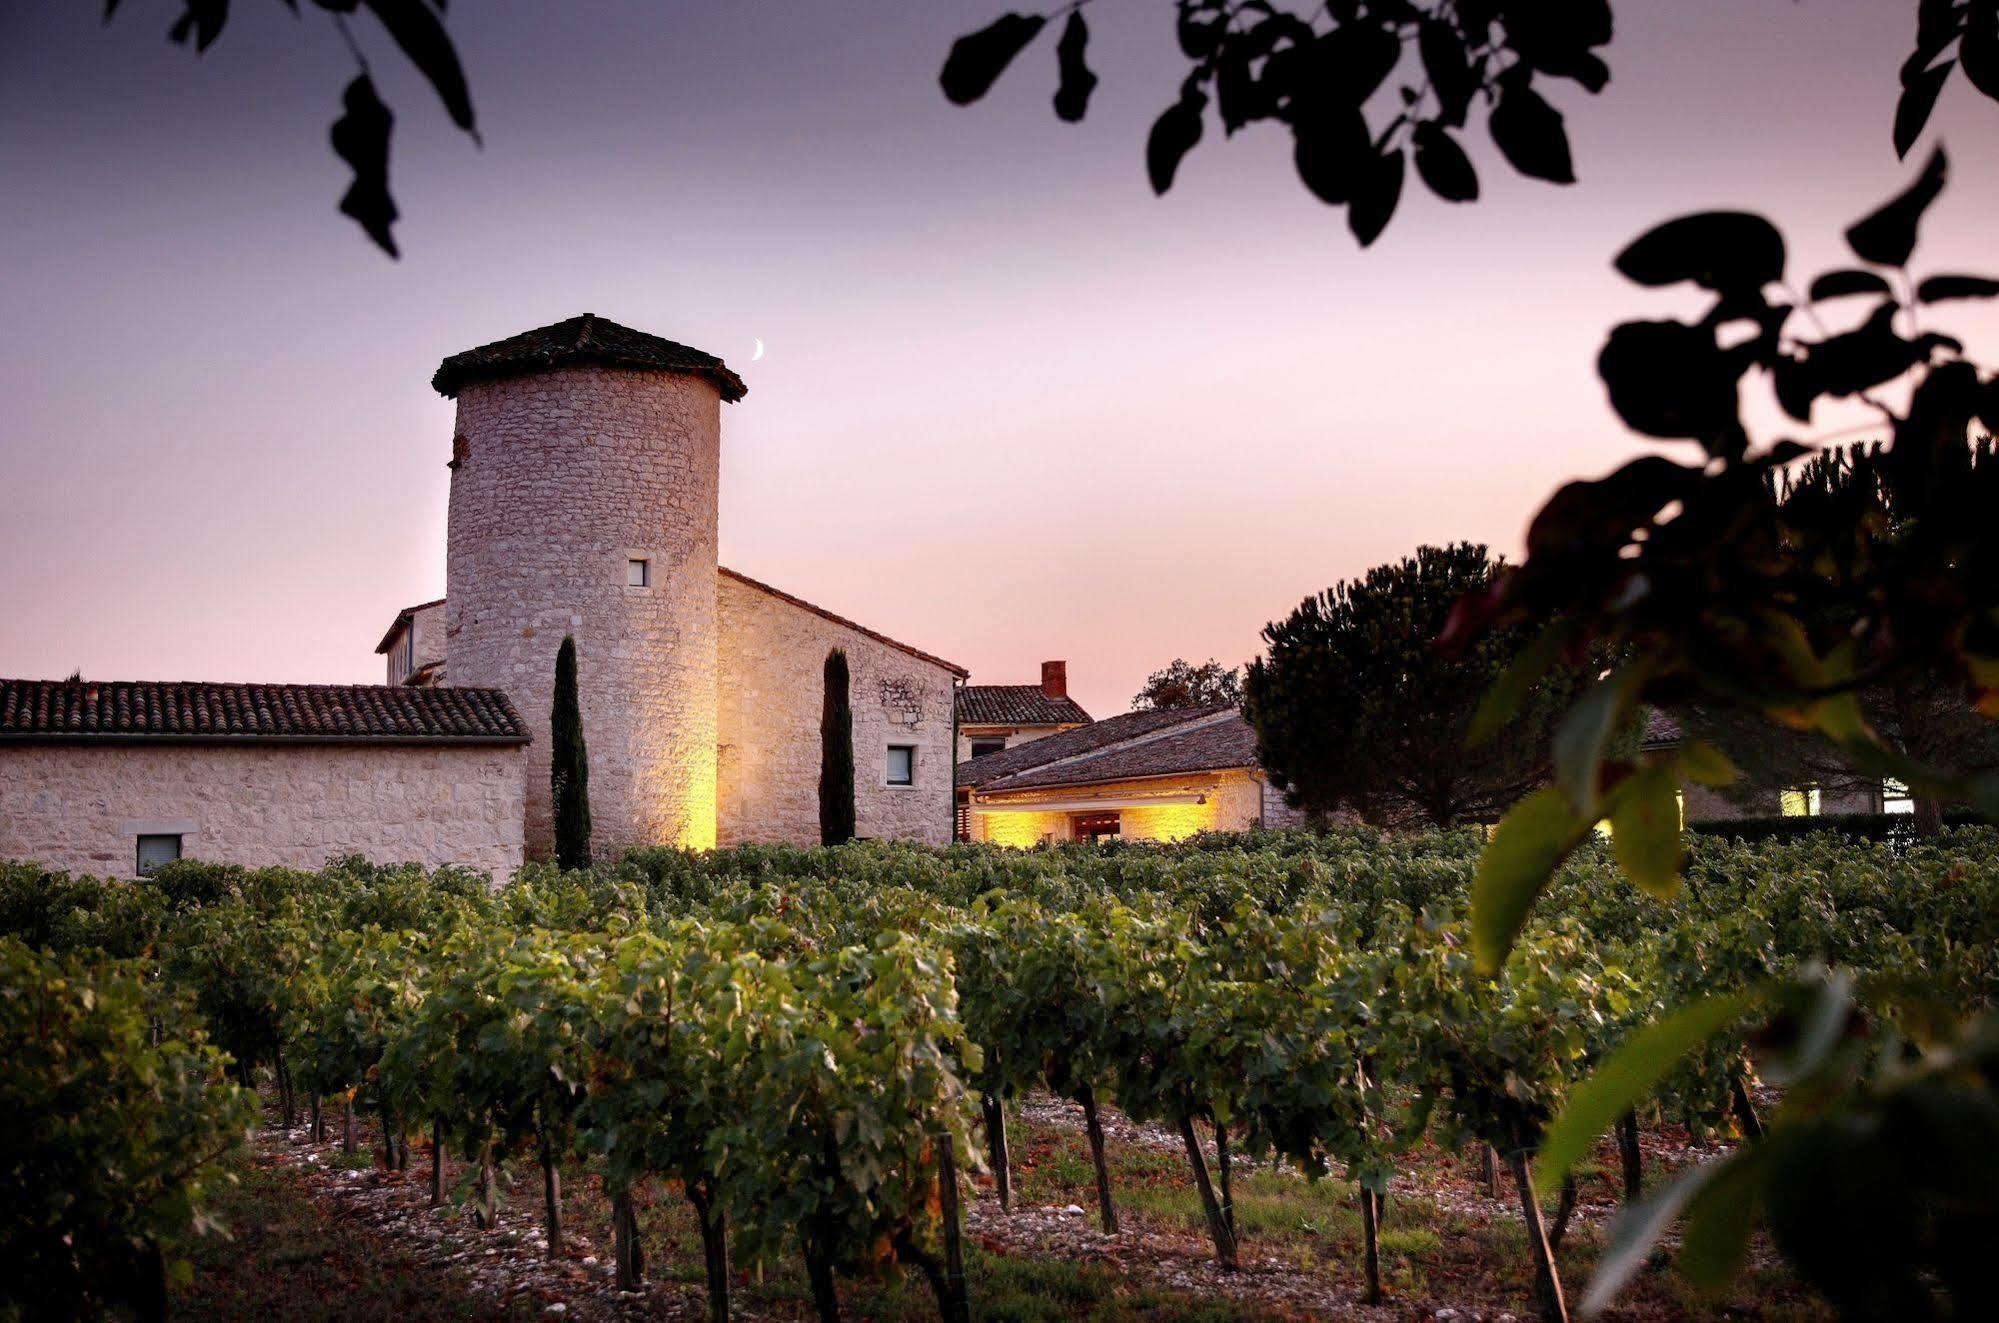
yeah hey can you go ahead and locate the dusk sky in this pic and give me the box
[3,1,1996,719]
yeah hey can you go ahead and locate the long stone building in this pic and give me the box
[0,315,967,878]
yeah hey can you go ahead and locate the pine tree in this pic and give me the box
[819,648,856,846]
[551,635,592,869]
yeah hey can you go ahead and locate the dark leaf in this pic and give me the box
[1613,211,1785,299]
[1347,147,1405,247]
[1800,303,1931,398]
[1911,0,1965,68]
[1893,58,1952,158]
[1845,147,1947,267]
[1503,0,1613,86]
[1413,122,1478,202]
[940,13,1047,106]
[1962,23,1999,100]
[1563,52,1612,94]
[1147,85,1207,195]
[1526,455,1702,561]
[1216,45,1270,133]
[169,0,228,51]
[1808,269,1894,301]
[362,0,477,139]
[1304,22,1402,107]
[1597,320,1747,445]
[1177,7,1225,60]
[1418,18,1476,125]
[331,75,399,258]
[1053,11,1098,123]
[1917,274,1999,301]
[1291,104,1370,205]
[1489,82,1575,184]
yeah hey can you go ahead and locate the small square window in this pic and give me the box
[627,558,650,588]
[970,739,1006,758]
[136,833,182,876]
[1779,786,1821,818]
[886,745,916,786]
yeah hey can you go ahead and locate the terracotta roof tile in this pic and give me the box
[957,704,1238,790]
[432,314,747,401]
[975,709,1257,793]
[956,685,1092,727]
[0,679,529,743]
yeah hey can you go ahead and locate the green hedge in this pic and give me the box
[1688,810,1985,846]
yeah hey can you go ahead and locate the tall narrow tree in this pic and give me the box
[820,648,856,845]
[551,635,592,870]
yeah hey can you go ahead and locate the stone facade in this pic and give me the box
[381,601,446,686]
[445,366,722,857]
[0,742,524,879]
[717,571,959,846]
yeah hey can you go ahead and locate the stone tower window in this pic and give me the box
[449,433,470,470]
[626,557,651,588]
[886,744,916,787]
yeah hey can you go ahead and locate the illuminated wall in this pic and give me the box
[972,770,1268,847]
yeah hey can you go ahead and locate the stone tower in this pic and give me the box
[432,315,747,858]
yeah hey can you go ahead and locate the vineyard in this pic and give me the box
[5,826,1998,1322]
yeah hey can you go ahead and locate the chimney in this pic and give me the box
[1041,660,1068,700]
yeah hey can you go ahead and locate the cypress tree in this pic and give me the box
[551,634,592,870]
[819,648,856,845]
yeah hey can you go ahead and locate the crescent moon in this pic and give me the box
[751,337,766,362]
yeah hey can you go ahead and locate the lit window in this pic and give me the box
[970,739,1006,758]
[1073,811,1121,843]
[627,557,650,588]
[136,833,182,876]
[1882,779,1915,815]
[886,745,916,786]
[1779,786,1822,817]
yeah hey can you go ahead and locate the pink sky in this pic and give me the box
[3,1,1996,719]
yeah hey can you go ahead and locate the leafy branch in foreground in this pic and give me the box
[942,0,1613,246]
[1453,147,1999,974]
[939,1,1999,248]
[105,0,480,256]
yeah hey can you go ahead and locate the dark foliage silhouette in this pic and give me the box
[1245,544,1589,829]
[939,1,1999,247]
[820,648,856,846]
[1129,658,1243,711]
[552,635,591,871]
[105,0,479,256]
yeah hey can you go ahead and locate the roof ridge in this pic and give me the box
[719,566,968,678]
[1003,707,1234,780]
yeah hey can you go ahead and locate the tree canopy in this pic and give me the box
[1244,543,1587,829]
[1130,658,1243,711]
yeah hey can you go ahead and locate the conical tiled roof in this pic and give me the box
[431,314,748,401]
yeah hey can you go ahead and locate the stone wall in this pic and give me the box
[970,769,1269,845]
[445,366,722,857]
[383,602,447,685]
[0,742,524,879]
[717,573,958,846]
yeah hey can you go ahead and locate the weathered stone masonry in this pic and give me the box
[445,366,722,856]
[0,742,525,879]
